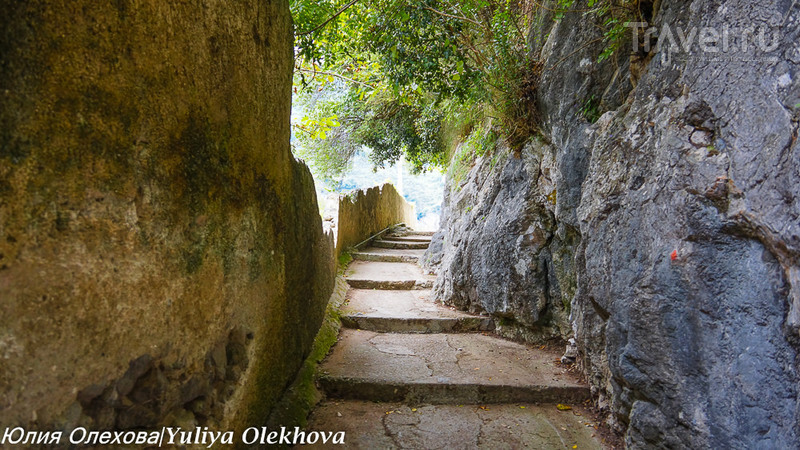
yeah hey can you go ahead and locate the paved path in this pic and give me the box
[304,230,607,449]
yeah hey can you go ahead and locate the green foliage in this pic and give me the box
[290,0,632,177]
[354,98,448,173]
[294,82,447,178]
[554,0,577,20]
[591,0,633,62]
[598,17,627,61]
[291,0,536,175]
[338,251,353,268]
[580,94,601,123]
[554,0,636,63]
[447,141,477,190]
[366,2,481,101]
[292,85,360,183]
[464,122,497,158]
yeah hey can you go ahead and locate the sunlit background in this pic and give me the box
[291,97,445,231]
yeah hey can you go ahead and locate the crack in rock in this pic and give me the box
[475,408,489,447]
[368,335,417,356]
[446,335,472,374]
[381,411,405,449]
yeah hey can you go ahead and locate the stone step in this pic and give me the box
[344,261,435,290]
[319,330,590,405]
[346,279,433,290]
[383,235,432,243]
[304,400,605,449]
[409,231,435,236]
[341,289,494,333]
[372,239,429,250]
[352,247,425,263]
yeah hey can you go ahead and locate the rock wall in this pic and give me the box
[424,0,631,344]
[424,138,576,342]
[0,0,336,436]
[330,183,416,256]
[426,0,800,447]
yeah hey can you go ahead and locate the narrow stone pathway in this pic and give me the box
[304,229,607,449]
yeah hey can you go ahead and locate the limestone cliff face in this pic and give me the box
[0,0,335,434]
[427,0,800,447]
[424,137,577,341]
[424,0,631,343]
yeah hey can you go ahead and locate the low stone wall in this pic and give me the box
[332,183,416,256]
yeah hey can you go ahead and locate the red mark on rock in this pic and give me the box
[670,250,678,261]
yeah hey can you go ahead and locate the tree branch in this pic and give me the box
[296,0,361,37]
[297,67,373,88]
[423,6,488,29]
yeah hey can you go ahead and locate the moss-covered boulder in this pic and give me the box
[0,0,335,435]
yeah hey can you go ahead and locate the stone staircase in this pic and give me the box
[304,229,607,449]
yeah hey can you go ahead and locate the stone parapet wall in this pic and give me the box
[331,183,416,256]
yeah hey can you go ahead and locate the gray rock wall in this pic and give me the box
[426,0,800,446]
[424,0,631,343]
[424,137,575,341]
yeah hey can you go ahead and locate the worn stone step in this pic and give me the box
[352,247,425,263]
[319,330,590,405]
[372,239,429,250]
[346,279,433,290]
[344,261,435,290]
[304,400,606,449]
[409,231,435,236]
[383,235,433,243]
[341,289,494,333]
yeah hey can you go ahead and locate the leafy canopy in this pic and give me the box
[291,0,633,181]
[291,0,537,180]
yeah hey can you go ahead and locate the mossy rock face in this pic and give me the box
[0,0,336,435]
[262,277,349,448]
